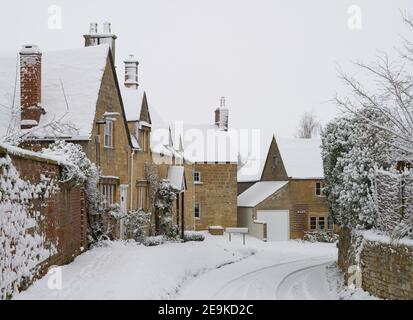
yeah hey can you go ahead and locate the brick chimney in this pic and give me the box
[84,22,117,62]
[20,45,44,129]
[124,54,139,89]
[215,96,229,131]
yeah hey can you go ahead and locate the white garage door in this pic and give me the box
[257,210,290,242]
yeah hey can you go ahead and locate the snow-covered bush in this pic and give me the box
[41,141,121,244]
[142,235,166,247]
[41,141,95,185]
[303,231,338,243]
[0,155,58,299]
[184,231,205,242]
[124,209,151,242]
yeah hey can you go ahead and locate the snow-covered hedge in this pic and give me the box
[0,155,58,299]
[184,231,205,242]
[303,231,338,243]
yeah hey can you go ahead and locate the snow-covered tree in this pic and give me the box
[321,108,393,230]
[145,161,177,237]
[323,14,413,239]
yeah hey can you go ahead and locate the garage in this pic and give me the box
[257,210,290,242]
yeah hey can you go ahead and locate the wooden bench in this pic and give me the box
[226,227,249,245]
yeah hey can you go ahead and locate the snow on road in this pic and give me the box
[14,233,362,300]
[177,237,338,300]
[15,234,255,300]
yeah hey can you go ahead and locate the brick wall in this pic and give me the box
[1,148,87,292]
[338,228,413,300]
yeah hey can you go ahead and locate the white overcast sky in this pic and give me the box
[1,0,412,139]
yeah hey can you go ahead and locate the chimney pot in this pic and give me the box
[90,22,98,34]
[20,45,43,129]
[103,22,112,34]
[124,54,139,89]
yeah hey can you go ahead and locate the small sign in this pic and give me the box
[295,204,308,214]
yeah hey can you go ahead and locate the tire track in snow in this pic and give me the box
[211,256,334,300]
[275,261,334,300]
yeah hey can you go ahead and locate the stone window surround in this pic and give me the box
[194,202,201,219]
[193,171,202,184]
[315,182,326,197]
[104,119,114,149]
[308,214,332,232]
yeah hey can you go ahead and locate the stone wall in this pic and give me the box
[256,180,329,239]
[194,163,238,230]
[338,227,413,300]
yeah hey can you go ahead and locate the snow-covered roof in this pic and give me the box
[121,88,145,122]
[276,137,324,179]
[167,165,186,191]
[170,124,238,163]
[0,45,110,140]
[238,181,289,207]
[237,134,272,183]
[237,135,324,182]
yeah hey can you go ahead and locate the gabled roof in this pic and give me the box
[238,135,324,181]
[0,45,110,140]
[238,181,289,207]
[122,88,152,125]
[276,137,324,179]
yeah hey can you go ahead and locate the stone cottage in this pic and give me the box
[169,98,239,231]
[119,52,195,233]
[237,136,331,241]
[0,24,134,221]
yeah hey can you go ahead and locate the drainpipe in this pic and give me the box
[130,149,135,211]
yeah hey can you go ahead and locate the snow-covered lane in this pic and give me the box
[14,234,340,300]
[176,239,338,300]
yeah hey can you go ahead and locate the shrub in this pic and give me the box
[184,232,205,242]
[303,231,338,243]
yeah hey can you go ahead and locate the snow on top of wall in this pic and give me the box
[167,165,185,191]
[360,230,413,247]
[238,181,289,207]
[0,45,109,140]
[276,137,324,179]
[0,142,68,165]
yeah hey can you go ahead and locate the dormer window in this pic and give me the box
[104,120,114,148]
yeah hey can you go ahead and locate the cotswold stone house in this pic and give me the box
[169,98,239,231]
[0,24,134,220]
[237,136,330,241]
[120,53,195,233]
